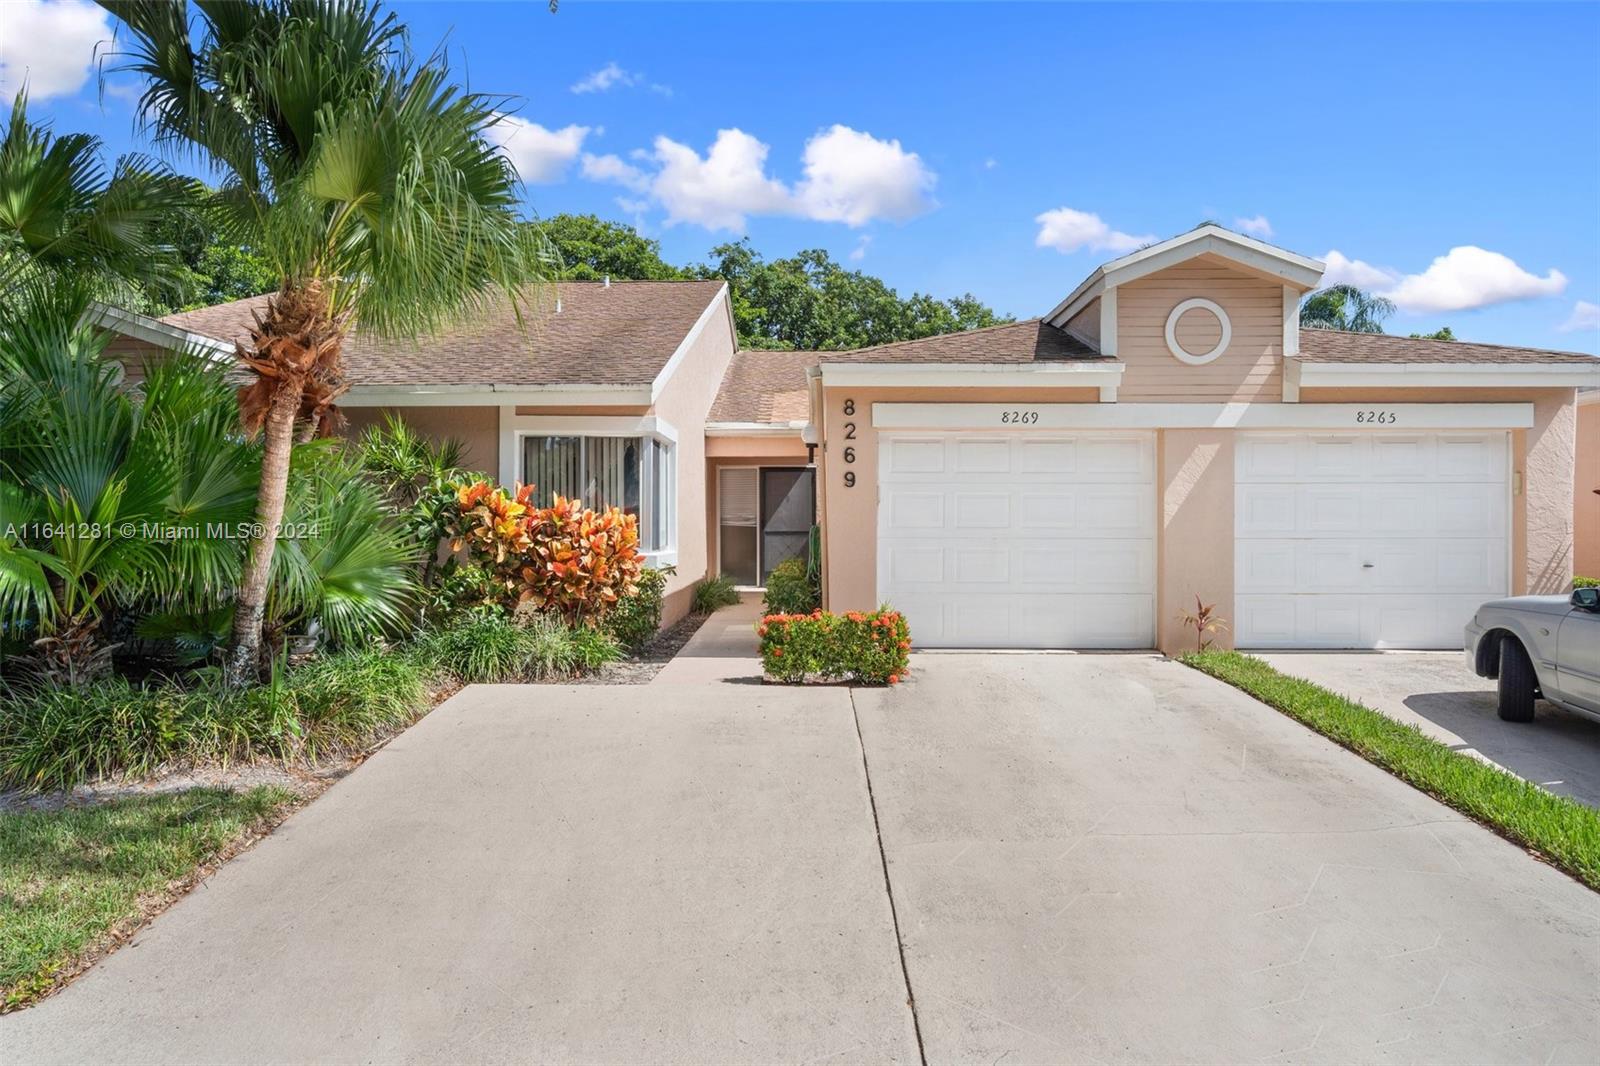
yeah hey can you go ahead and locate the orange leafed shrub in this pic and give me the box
[446,481,644,621]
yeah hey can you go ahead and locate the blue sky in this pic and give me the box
[7,1,1599,353]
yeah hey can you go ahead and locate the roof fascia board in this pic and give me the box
[818,362,1124,390]
[1293,361,1600,389]
[649,282,731,402]
[343,384,653,407]
[86,303,234,358]
[704,421,808,437]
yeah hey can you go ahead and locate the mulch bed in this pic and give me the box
[562,609,712,685]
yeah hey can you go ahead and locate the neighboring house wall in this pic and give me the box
[343,406,501,476]
[1578,396,1600,579]
[101,336,175,386]
[1115,256,1284,402]
[644,296,739,623]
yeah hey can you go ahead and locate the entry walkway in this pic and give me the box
[651,593,765,685]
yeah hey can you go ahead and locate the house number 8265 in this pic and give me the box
[1355,410,1397,424]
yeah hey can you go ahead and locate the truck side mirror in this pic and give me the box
[1572,587,1600,612]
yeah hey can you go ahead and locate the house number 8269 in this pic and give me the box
[841,398,857,487]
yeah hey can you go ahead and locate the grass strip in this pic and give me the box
[1180,650,1600,891]
[0,786,295,1010]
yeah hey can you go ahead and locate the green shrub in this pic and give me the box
[1575,576,1599,590]
[569,625,622,672]
[518,613,578,679]
[763,558,819,615]
[606,565,673,650]
[693,574,741,613]
[279,648,429,758]
[417,612,533,683]
[758,608,910,685]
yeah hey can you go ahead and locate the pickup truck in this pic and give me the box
[1466,587,1600,723]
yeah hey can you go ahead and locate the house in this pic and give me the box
[97,225,1600,652]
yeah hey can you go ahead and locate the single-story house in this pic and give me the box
[96,225,1600,653]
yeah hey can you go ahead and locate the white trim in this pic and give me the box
[1164,298,1231,365]
[86,303,234,359]
[1282,285,1299,359]
[1044,225,1324,327]
[649,283,731,402]
[1099,288,1118,358]
[1282,358,1302,404]
[1292,361,1600,389]
[870,401,1536,431]
[343,383,652,407]
[704,421,809,437]
[818,362,1124,390]
[496,409,677,488]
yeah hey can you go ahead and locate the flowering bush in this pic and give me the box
[445,480,643,623]
[757,608,911,685]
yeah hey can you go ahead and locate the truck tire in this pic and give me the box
[1497,638,1537,723]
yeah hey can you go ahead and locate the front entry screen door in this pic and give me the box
[759,468,816,584]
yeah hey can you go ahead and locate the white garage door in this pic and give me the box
[1235,432,1509,649]
[877,433,1155,648]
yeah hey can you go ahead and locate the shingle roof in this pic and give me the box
[159,280,727,387]
[818,319,1106,364]
[1298,329,1598,365]
[709,350,815,424]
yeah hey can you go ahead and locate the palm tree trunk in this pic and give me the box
[222,383,299,686]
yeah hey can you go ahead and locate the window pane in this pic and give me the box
[523,436,581,503]
[579,437,640,514]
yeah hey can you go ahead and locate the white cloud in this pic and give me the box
[1234,214,1273,238]
[582,125,937,233]
[1558,300,1600,333]
[1319,250,1399,291]
[571,62,636,94]
[580,152,649,192]
[984,157,998,170]
[793,125,935,227]
[487,116,590,183]
[0,0,111,102]
[849,235,872,262]
[649,129,792,231]
[1382,246,1566,313]
[1033,207,1153,255]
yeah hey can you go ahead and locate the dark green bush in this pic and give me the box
[692,574,741,613]
[758,607,910,685]
[606,565,672,650]
[417,611,533,683]
[762,558,819,615]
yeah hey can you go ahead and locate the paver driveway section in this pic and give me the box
[1257,651,1600,808]
[2,683,918,1065]
[855,654,1600,1065]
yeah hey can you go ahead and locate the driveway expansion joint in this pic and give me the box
[849,686,927,1066]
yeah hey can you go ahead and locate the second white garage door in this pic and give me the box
[1235,432,1509,649]
[877,433,1155,648]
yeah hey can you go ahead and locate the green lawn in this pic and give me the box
[1181,650,1600,891]
[1,787,295,1010]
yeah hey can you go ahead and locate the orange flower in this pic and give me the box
[887,674,900,685]
[772,647,784,658]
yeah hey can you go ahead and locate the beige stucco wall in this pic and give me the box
[643,297,739,605]
[1576,396,1600,580]
[816,385,1102,614]
[342,406,500,476]
[704,435,812,581]
[1157,431,1235,653]
[1117,256,1284,402]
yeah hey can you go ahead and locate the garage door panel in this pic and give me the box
[1236,432,1508,649]
[880,432,1153,648]
[885,438,946,475]
[1237,485,1298,536]
[953,492,1010,529]
[955,438,1010,474]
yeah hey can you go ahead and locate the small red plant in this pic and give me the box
[1176,595,1229,652]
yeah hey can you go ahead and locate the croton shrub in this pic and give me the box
[446,481,643,623]
[757,608,911,685]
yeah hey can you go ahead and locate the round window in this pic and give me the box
[1164,298,1231,365]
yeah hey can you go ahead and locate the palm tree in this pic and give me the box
[99,0,550,685]
[1299,284,1396,334]
[0,91,194,307]
[0,296,259,685]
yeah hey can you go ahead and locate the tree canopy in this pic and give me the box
[538,214,1012,351]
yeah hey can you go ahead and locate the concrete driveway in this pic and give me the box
[6,655,1597,1064]
[1257,652,1600,808]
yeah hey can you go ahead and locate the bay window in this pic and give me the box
[520,434,675,554]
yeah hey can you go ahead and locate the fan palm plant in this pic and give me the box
[99,0,551,684]
[0,91,194,307]
[1299,284,1396,334]
[0,297,258,684]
